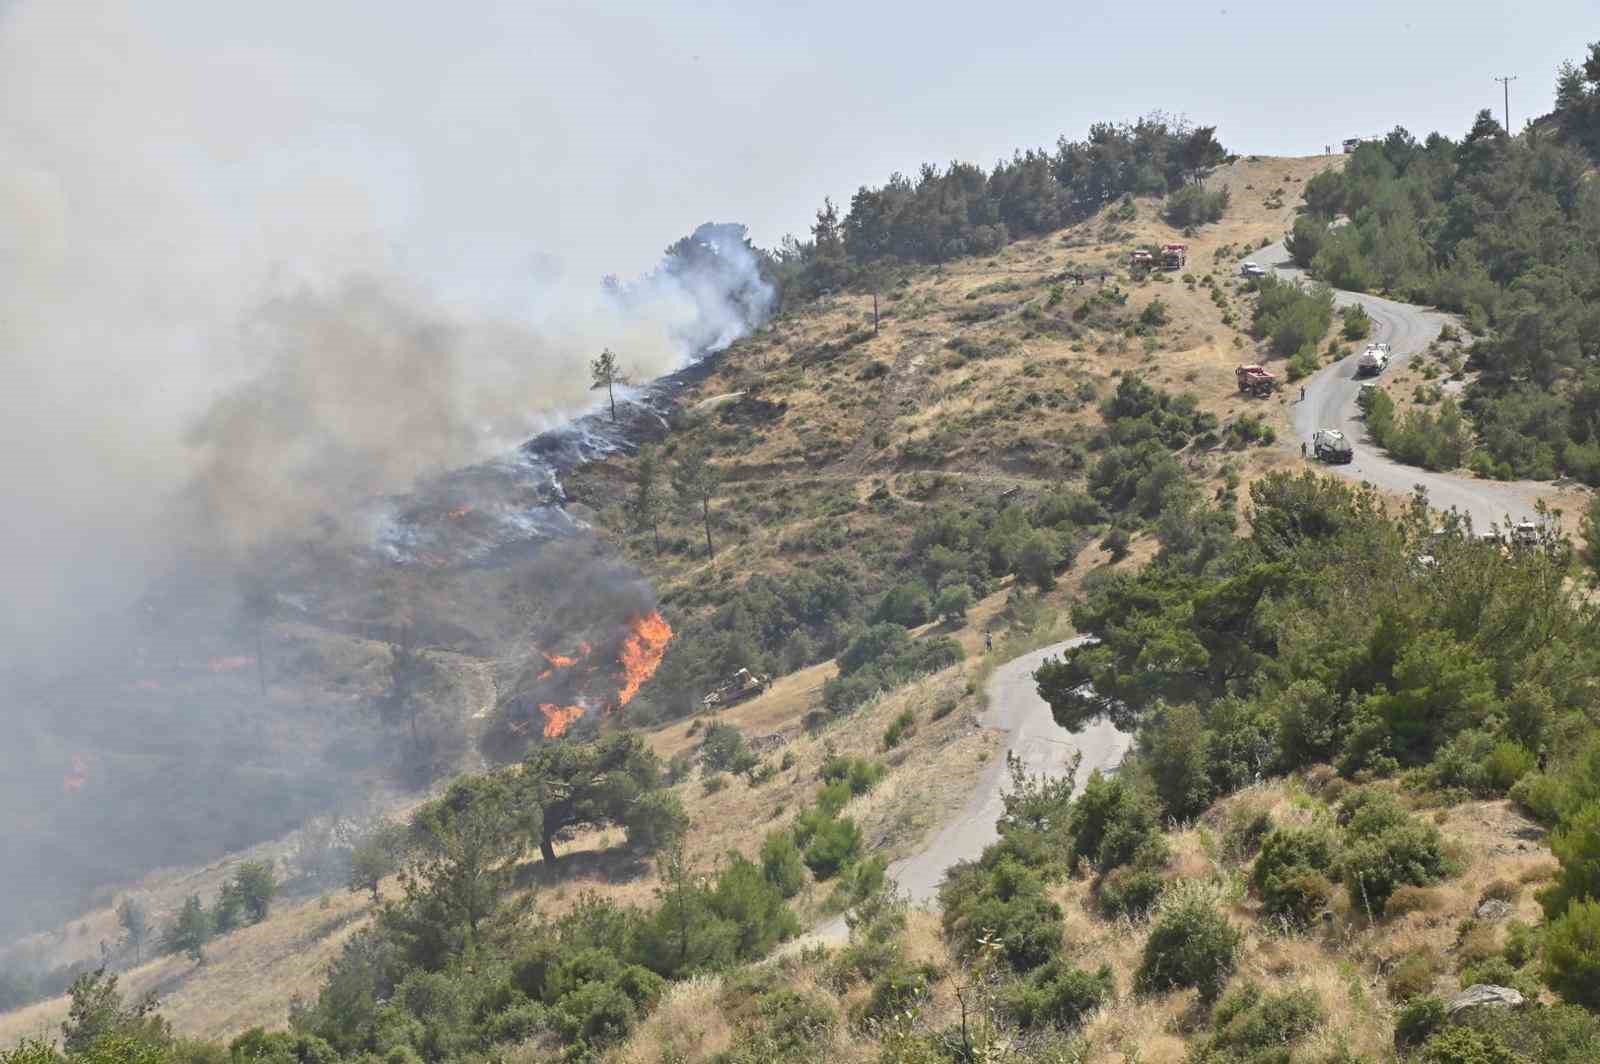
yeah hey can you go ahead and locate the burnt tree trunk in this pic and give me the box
[701,499,715,558]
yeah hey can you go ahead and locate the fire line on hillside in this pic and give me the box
[526,610,673,739]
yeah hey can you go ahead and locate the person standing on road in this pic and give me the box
[1301,440,1308,458]
[985,632,993,652]
[1300,385,1306,402]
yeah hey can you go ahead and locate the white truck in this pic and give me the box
[1313,428,1353,464]
[1356,342,1391,377]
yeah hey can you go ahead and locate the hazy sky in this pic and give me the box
[24,0,1586,283]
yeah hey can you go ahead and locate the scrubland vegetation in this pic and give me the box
[20,42,1600,1064]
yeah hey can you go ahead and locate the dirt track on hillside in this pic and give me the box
[802,637,1131,943]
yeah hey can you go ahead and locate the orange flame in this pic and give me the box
[539,703,586,738]
[446,506,474,520]
[617,611,672,708]
[537,646,587,680]
[63,755,88,793]
[208,656,255,673]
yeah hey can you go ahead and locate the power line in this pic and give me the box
[1493,75,1518,133]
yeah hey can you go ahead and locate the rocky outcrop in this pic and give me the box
[1446,985,1525,1019]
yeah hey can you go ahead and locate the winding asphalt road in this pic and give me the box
[1256,241,1559,533]
[805,638,1132,942]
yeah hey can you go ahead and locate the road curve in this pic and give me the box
[1255,240,1560,533]
[805,638,1132,943]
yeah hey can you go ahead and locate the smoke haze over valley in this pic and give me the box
[0,0,776,942]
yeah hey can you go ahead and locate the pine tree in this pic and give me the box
[630,445,664,554]
[671,446,722,559]
[116,899,149,965]
[589,348,630,422]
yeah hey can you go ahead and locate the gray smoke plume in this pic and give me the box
[0,0,775,945]
[0,1,774,663]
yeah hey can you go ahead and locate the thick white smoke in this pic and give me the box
[0,1,773,663]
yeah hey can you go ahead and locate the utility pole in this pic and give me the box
[1494,75,1518,133]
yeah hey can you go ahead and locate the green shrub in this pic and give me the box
[938,858,1065,972]
[1164,184,1229,227]
[1338,792,1455,918]
[1484,743,1537,793]
[816,779,852,817]
[1388,947,1444,1001]
[1540,801,1600,921]
[1221,806,1274,862]
[1251,827,1338,926]
[1139,298,1171,329]
[1542,897,1600,1009]
[1066,771,1164,874]
[1134,893,1241,1000]
[1101,526,1131,561]
[1253,274,1335,359]
[1194,983,1323,1061]
[882,709,916,750]
[1095,860,1166,919]
[1006,960,1114,1030]
[1286,344,1321,381]
[862,962,938,1022]
[1396,996,1447,1049]
[1418,1026,1525,1064]
[1340,303,1372,340]
[719,986,836,1061]
[935,584,973,623]
[875,582,932,626]
[1510,773,1570,825]
[819,754,886,796]
[700,723,759,776]
[1456,1003,1600,1064]
[802,817,862,880]
[760,830,806,899]
[826,854,887,913]
[1503,920,1539,968]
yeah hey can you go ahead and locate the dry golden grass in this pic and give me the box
[607,975,733,1064]
[0,891,374,1047]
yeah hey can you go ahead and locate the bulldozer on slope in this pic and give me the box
[700,668,770,710]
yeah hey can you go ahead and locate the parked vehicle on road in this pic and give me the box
[1356,343,1391,377]
[1312,428,1353,463]
[1240,262,1266,278]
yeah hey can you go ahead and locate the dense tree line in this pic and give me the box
[768,115,1228,299]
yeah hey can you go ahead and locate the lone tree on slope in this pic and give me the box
[520,732,685,864]
[631,444,664,554]
[672,445,722,559]
[590,348,630,422]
